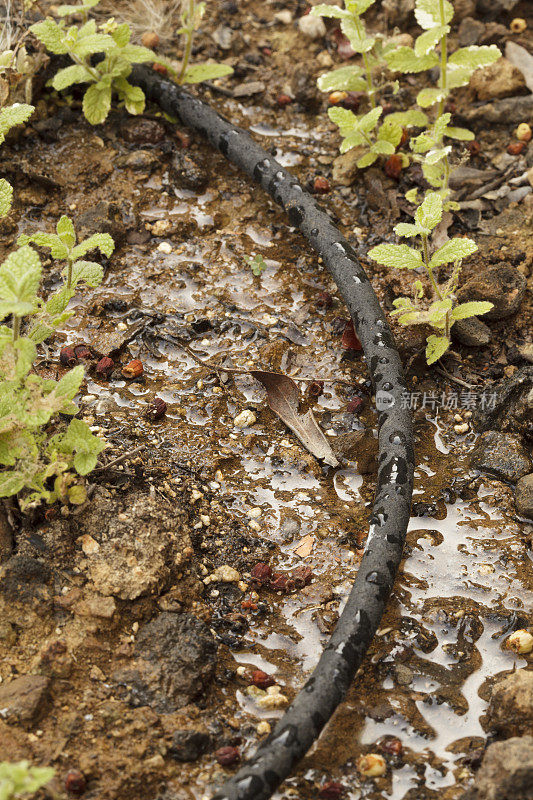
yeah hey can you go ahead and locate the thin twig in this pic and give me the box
[435,365,474,390]
[94,445,146,472]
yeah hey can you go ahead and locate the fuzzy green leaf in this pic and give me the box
[378,118,403,146]
[386,109,428,128]
[449,44,501,70]
[30,20,69,54]
[56,215,76,248]
[310,4,350,18]
[422,159,445,188]
[347,0,375,12]
[394,222,422,238]
[71,232,114,260]
[0,470,26,497]
[445,126,474,141]
[368,243,423,270]
[426,334,450,364]
[414,25,449,56]
[71,33,115,58]
[429,238,477,268]
[358,105,383,132]
[417,87,446,107]
[114,78,145,114]
[119,44,157,63]
[446,65,473,89]
[451,301,493,321]
[55,364,84,401]
[59,417,105,475]
[82,81,112,124]
[0,246,41,308]
[111,22,131,47]
[69,260,104,288]
[56,0,100,15]
[0,178,13,218]
[415,0,453,29]
[340,18,374,53]
[415,192,443,232]
[182,63,233,84]
[370,140,395,155]
[317,66,366,92]
[328,106,359,136]
[0,103,34,144]
[386,46,438,73]
[46,286,75,316]
[405,188,419,204]
[245,254,267,277]
[356,151,378,168]
[425,145,451,165]
[51,64,94,91]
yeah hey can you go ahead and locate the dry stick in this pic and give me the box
[94,445,146,472]
[166,333,358,388]
[435,365,475,390]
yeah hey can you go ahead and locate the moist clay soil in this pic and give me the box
[0,1,532,799]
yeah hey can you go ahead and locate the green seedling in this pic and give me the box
[311,0,427,168]
[0,100,34,217]
[368,191,493,364]
[245,254,267,278]
[176,0,233,85]
[0,761,55,800]
[0,244,106,508]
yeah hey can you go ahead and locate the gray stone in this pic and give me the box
[169,152,209,192]
[0,675,49,721]
[458,16,485,46]
[457,263,526,320]
[463,736,533,800]
[469,58,526,101]
[169,728,212,761]
[470,431,532,483]
[516,474,533,520]
[395,664,413,685]
[473,366,533,436]
[113,612,217,712]
[452,316,491,347]
[486,670,533,737]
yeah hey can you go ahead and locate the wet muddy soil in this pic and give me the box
[0,1,532,799]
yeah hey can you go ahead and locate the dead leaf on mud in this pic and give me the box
[251,371,340,468]
[293,534,314,558]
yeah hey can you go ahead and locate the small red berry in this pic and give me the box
[291,565,313,588]
[152,63,168,75]
[74,344,92,360]
[467,140,480,156]
[507,141,526,155]
[146,397,167,420]
[95,356,114,378]
[384,153,403,180]
[316,290,333,309]
[378,737,403,757]
[215,746,241,766]
[277,94,292,107]
[269,573,288,591]
[251,669,275,689]
[313,176,330,195]
[122,359,144,379]
[60,346,77,367]
[65,770,86,795]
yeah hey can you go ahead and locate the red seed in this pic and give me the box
[341,91,362,111]
[507,141,526,155]
[250,563,273,585]
[146,397,167,420]
[141,31,159,48]
[316,290,333,309]
[241,599,258,610]
[291,565,313,588]
[378,737,403,757]
[251,669,275,689]
[277,94,292,107]
[319,781,345,799]
[95,356,114,378]
[467,140,480,156]
[399,128,409,147]
[341,320,362,350]
[74,344,92,360]
[215,746,241,766]
[347,395,365,414]
[122,359,144,379]
[269,573,288,591]
[328,91,348,106]
[313,176,330,195]
[65,770,86,795]
[152,63,168,75]
[175,130,191,148]
[308,380,324,398]
[60,346,78,367]
[384,153,403,180]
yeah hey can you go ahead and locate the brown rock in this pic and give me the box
[486,670,533,737]
[457,263,526,320]
[470,58,526,101]
[0,675,49,721]
[470,431,532,483]
[332,149,365,185]
[464,736,533,800]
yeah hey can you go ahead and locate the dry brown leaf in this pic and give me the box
[251,371,339,467]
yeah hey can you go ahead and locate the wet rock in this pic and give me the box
[464,94,533,124]
[461,736,533,800]
[169,728,212,761]
[291,65,321,111]
[169,152,209,192]
[233,81,265,98]
[115,150,158,171]
[453,0,476,21]
[76,200,127,244]
[486,670,533,736]
[120,118,166,145]
[476,0,520,20]
[394,664,413,685]
[470,431,532,483]
[452,316,491,347]
[515,474,533,520]
[458,17,485,46]
[298,15,326,40]
[473,366,533,435]
[456,263,526,320]
[469,58,526,101]
[0,554,51,601]
[0,675,49,721]
[114,612,217,712]
[332,148,366,186]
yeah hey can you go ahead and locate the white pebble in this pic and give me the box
[234,409,257,428]
[157,241,172,254]
[506,629,533,654]
[274,10,292,24]
[298,14,326,39]
[454,423,469,435]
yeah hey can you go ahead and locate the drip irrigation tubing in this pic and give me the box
[131,65,416,800]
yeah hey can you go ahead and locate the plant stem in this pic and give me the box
[13,316,20,341]
[436,0,448,120]
[354,14,375,108]
[66,257,73,290]
[70,52,101,83]
[421,233,443,301]
[177,0,195,84]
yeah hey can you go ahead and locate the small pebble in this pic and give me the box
[234,409,257,428]
[506,629,533,654]
[298,14,326,39]
[454,423,470,435]
[356,753,387,778]
[157,241,172,254]
[510,18,527,34]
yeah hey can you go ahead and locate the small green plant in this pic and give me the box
[30,6,158,123]
[245,253,267,278]
[0,100,34,217]
[368,191,492,363]
[0,216,112,507]
[0,761,54,800]
[311,0,427,167]
[176,0,233,85]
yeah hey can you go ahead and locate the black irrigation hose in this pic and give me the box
[131,65,415,800]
